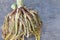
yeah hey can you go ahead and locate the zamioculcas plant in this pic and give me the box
[2,0,42,40]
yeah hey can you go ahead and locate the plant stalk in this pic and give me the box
[16,0,24,8]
